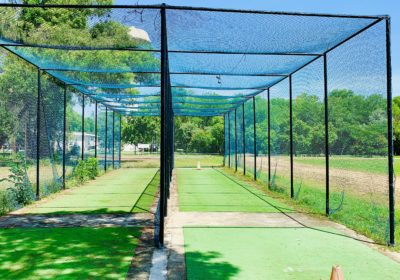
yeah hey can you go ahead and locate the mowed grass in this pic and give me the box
[184,227,400,280]
[0,227,140,279]
[174,154,223,168]
[23,168,158,214]
[177,168,290,212]
[294,156,400,175]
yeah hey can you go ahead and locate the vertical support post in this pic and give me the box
[228,112,231,168]
[386,17,395,246]
[36,69,41,199]
[267,89,271,186]
[94,101,98,158]
[81,95,85,160]
[222,113,227,167]
[289,75,294,198]
[234,108,238,172]
[112,111,115,169]
[253,96,257,181]
[119,114,122,167]
[104,107,108,172]
[242,103,246,175]
[158,5,167,247]
[323,54,330,216]
[62,83,67,189]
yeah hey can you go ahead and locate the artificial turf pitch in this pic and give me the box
[24,168,159,214]
[177,168,290,212]
[0,227,140,279]
[184,227,400,280]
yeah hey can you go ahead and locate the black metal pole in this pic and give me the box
[81,95,85,160]
[223,114,226,167]
[253,96,257,181]
[112,111,115,169]
[235,108,238,172]
[119,114,122,167]
[94,101,98,158]
[62,83,67,189]
[104,107,108,172]
[228,112,231,168]
[36,69,41,199]
[267,89,271,187]
[289,75,294,198]
[242,103,246,175]
[386,17,395,246]
[158,5,167,248]
[323,54,330,216]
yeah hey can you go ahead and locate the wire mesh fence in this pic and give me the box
[0,3,394,247]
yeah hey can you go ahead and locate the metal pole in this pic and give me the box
[223,114,226,167]
[323,54,330,216]
[158,5,167,247]
[242,103,246,175]
[62,83,67,189]
[81,95,85,160]
[289,75,294,198]
[235,108,238,172]
[228,112,231,168]
[268,89,271,187]
[386,17,395,246]
[36,69,41,199]
[253,96,257,181]
[104,107,108,172]
[112,111,115,169]
[119,114,122,167]
[94,101,98,158]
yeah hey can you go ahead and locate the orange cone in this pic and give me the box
[330,265,345,280]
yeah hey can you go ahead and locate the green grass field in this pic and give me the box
[0,227,140,279]
[174,154,223,168]
[294,156,400,175]
[184,227,400,280]
[23,168,158,214]
[177,168,290,212]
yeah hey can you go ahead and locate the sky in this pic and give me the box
[118,0,399,96]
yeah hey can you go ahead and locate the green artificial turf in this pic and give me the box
[184,227,400,280]
[24,168,158,214]
[0,227,140,279]
[177,168,290,212]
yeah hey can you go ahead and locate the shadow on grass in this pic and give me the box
[185,251,240,280]
[0,227,141,279]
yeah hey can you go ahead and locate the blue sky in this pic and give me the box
[118,0,399,96]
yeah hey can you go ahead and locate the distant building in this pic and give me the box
[123,143,157,153]
[69,132,96,152]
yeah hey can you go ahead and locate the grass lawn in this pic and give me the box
[177,168,290,212]
[294,156,400,175]
[0,227,140,279]
[174,154,223,168]
[184,227,400,280]
[23,168,158,214]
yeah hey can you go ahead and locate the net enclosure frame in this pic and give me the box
[0,3,394,247]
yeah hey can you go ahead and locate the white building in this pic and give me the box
[123,143,151,153]
[69,132,96,152]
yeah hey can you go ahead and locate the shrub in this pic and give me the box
[0,153,35,214]
[73,158,99,183]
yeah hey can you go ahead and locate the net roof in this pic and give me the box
[0,3,386,116]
